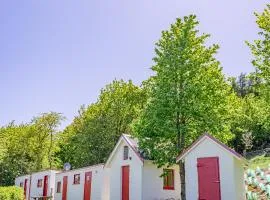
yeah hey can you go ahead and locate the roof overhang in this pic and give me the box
[176,133,247,164]
[104,134,144,168]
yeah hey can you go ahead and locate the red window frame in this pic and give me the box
[37,179,43,188]
[163,169,174,190]
[56,181,61,193]
[123,146,129,160]
[73,174,80,184]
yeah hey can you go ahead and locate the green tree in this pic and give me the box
[133,15,237,199]
[247,4,270,84]
[57,80,147,168]
[0,112,63,186]
[31,112,64,170]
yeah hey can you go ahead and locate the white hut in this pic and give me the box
[15,170,59,200]
[105,134,181,200]
[54,164,109,200]
[15,174,31,200]
[176,133,246,200]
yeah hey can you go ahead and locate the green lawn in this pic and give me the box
[248,154,270,169]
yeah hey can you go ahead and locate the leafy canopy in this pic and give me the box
[133,15,237,166]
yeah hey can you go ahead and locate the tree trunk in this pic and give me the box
[179,160,186,200]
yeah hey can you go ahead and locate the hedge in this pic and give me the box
[0,186,24,200]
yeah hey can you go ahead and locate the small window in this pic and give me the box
[20,182,23,187]
[163,169,174,190]
[37,179,43,188]
[73,174,80,184]
[56,181,61,193]
[123,146,129,160]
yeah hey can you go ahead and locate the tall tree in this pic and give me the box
[57,80,147,168]
[247,4,270,84]
[31,112,64,170]
[133,15,237,199]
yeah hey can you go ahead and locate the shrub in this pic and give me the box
[0,186,24,200]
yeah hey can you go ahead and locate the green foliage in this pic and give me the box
[249,155,270,169]
[0,186,24,200]
[0,112,63,186]
[230,94,270,152]
[57,80,147,168]
[133,15,237,167]
[231,4,270,153]
[247,4,270,84]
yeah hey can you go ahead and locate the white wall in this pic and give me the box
[30,170,58,198]
[234,158,245,200]
[184,137,244,200]
[142,161,181,200]
[106,140,143,200]
[15,175,30,200]
[54,165,107,200]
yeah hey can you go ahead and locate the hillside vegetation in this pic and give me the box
[0,5,270,197]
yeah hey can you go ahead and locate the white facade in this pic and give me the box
[30,170,59,198]
[177,134,245,200]
[142,161,181,200]
[54,164,109,200]
[15,170,59,200]
[15,174,30,200]
[105,134,181,200]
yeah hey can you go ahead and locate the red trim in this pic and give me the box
[176,133,245,162]
[43,175,48,199]
[122,165,130,200]
[83,172,92,200]
[197,157,221,200]
[62,176,68,200]
[24,179,28,200]
[163,169,174,190]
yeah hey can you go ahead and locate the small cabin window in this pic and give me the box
[163,169,174,190]
[20,182,23,187]
[37,179,43,188]
[56,181,61,193]
[123,146,129,160]
[73,174,80,184]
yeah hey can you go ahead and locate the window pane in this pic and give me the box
[74,174,80,184]
[163,169,174,190]
[123,146,129,160]
[57,182,61,193]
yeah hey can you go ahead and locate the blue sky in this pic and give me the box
[0,0,268,127]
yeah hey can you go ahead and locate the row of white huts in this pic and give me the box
[15,133,247,200]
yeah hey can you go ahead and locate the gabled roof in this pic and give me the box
[104,134,144,167]
[176,133,246,163]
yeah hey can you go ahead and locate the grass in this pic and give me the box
[248,154,270,169]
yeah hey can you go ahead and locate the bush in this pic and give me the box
[0,186,24,200]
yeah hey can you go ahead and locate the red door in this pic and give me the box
[122,166,129,200]
[62,176,68,200]
[197,157,221,200]
[83,172,92,200]
[43,175,48,199]
[24,179,28,200]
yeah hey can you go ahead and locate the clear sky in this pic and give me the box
[0,0,269,127]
